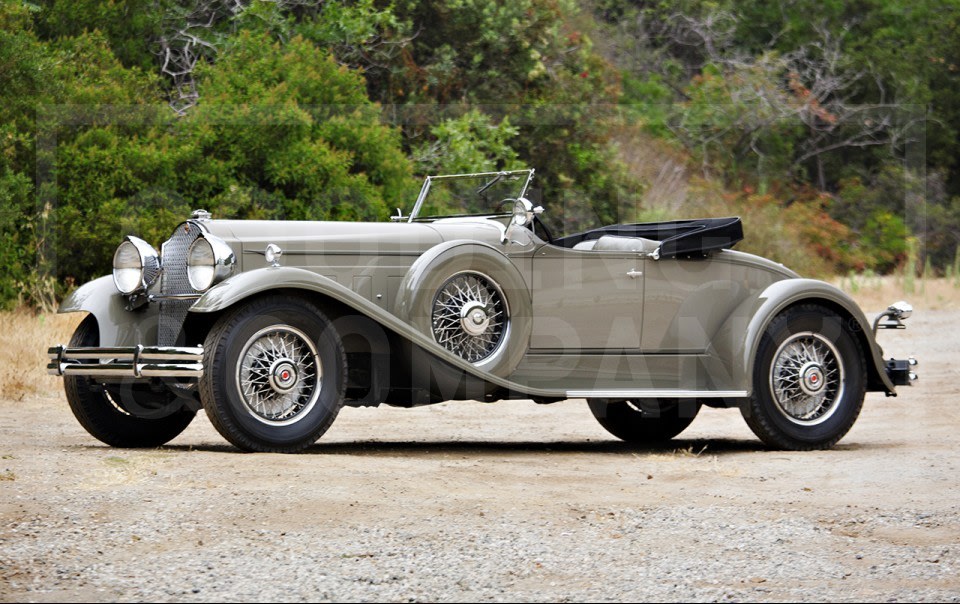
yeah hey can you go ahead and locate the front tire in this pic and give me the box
[199,295,346,452]
[64,315,196,448]
[741,304,866,450]
[587,399,701,443]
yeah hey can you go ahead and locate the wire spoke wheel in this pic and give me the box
[769,331,845,426]
[236,325,322,426]
[431,272,509,363]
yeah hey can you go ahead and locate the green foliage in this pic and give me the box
[381,0,572,104]
[32,0,167,71]
[672,56,804,185]
[368,0,635,234]
[414,110,522,176]
[3,0,960,309]
[47,30,415,286]
[953,247,960,287]
[861,211,909,273]
[191,31,414,218]
[293,0,410,78]
[0,168,35,306]
[0,9,415,305]
[621,74,673,137]
[734,0,960,194]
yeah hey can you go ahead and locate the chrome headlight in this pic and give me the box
[187,233,235,291]
[112,236,160,295]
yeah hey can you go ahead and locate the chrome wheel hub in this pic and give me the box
[769,332,844,426]
[236,325,321,426]
[268,359,299,394]
[460,301,492,336]
[799,362,825,396]
[431,272,508,363]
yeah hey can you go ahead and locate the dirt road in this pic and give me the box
[1,309,957,601]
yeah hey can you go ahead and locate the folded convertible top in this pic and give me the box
[555,216,744,259]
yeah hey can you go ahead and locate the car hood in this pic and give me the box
[205,219,445,256]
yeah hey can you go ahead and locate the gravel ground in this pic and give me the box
[1,310,958,602]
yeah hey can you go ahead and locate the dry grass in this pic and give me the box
[835,275,960,313]
[0,309,82,401]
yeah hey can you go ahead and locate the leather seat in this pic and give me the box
[590,235,660,254]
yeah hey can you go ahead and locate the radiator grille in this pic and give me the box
[158,221,202,346]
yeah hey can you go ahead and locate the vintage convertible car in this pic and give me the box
[47,169,916,452]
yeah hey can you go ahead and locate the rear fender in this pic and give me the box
[712,278,895,396]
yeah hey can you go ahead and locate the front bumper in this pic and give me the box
[47,345,204,378]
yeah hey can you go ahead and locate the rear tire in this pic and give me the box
[741,304,866,450]
[64,315,196,448]
[199,296,346,453]
[587,399,701,443]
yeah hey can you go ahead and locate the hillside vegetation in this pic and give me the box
[1,0,958,307]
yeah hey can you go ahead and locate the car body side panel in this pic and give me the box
[529,246,644,350]
[641,251,789,352]
[58,275,160,347]
[187,265,748,399]
[510,352,739,393]
[209,220,445,252]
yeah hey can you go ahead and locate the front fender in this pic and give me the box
[189,266,460,356]
[713,278,894,396]
[190,266,364,314]
[58,275,160,347]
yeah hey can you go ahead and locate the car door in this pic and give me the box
[529,245,645,350]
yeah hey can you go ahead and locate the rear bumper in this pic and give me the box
[885,357,918,387]
[47,345,204,378]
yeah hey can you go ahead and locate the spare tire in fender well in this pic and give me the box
[394,240,532,378]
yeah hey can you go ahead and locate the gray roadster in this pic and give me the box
[48,169,916,452]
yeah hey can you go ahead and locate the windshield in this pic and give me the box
[408,170,534,221]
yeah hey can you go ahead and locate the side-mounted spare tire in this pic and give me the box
[395,241,532,378]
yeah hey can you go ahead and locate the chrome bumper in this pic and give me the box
[47,345,204,378]
[885,357,918,386]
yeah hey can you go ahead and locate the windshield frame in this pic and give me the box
[407,169,535,222]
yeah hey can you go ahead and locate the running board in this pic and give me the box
[565,390,747,399]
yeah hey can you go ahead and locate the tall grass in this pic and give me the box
[835,276,959,312]
[954,247,960,287]
[0,309,81,401]
[903,238,919,295]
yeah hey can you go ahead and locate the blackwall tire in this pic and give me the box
[64,315,196,448]
[587,398,701,443]
[741,304,866,450]
[199,296,346,453]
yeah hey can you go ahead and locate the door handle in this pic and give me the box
[626,269,643,279]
